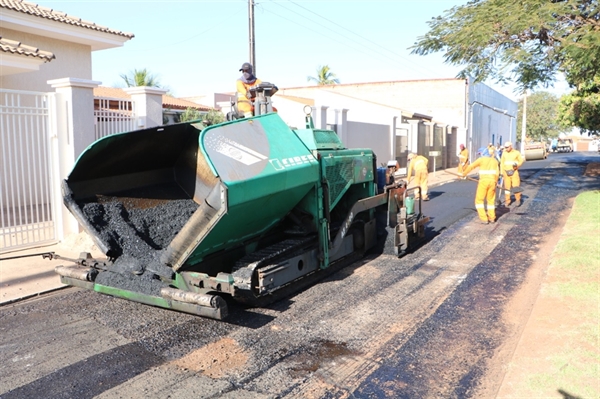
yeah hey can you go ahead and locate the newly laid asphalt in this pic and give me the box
[0,166,463,305]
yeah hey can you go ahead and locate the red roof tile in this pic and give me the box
[93,86,212,111]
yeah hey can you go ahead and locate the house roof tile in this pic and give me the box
[93,86,212,111]
[0,35,55,61]
[0,0,134,39]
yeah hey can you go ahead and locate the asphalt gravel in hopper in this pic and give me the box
[81,192,198,296]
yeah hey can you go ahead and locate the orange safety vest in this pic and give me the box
[236,78,263,101]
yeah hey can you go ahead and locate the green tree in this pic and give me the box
[557,78,600,135]
[410,0,600,92]
[518,91,565,141]
[307,65,340,85]
[178,107,202,123]
[120,68,162,88]
[202,109,226,126]
[178,107,225,127]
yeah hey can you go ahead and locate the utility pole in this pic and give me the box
[248,0,256,74]
[520,90,527,154]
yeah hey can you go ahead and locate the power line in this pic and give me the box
[261,0,445,78]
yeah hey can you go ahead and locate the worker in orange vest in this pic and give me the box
[500,141,524,206]
[236,62,262,118]
[462,146,500,224]
[457,144,469,174]
[406,153,429,201]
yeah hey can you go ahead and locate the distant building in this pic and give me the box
[94,86,213,125]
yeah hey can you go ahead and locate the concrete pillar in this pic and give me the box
[123,86,167,129]
[317,105,329,130]
[335,108,348,144]
[442,125,451,168]
[47,77,100,237]
[47,77,100,158]
[407,120,421,154]
[390,116,398,161]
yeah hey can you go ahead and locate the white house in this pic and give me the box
[276,78,518,168]
[0,0,133,90]
[0,0,135,251]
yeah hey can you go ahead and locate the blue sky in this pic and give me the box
[35,0,570,100]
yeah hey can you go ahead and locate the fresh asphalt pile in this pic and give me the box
[79,183,198,296]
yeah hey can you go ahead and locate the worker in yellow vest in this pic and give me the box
[462,146,500,224]
[406,153,430,201]
[500,141,524,206]
[457,144,469,174]
[236,62,262,118]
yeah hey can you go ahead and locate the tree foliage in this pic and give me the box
[120,68,162,88]
[307,65,340,85]
[557,78,600,135]
[178,108,225,127]
[411,0,600,92]
[201,109,226,126]
[518,91,566,140]
[178,107,202,123]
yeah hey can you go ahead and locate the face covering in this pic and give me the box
[241,72,256,84]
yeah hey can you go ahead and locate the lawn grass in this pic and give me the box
[524,191,600,398]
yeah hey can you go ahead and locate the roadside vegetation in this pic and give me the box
[517,91,568,142]
[504,191,600,398]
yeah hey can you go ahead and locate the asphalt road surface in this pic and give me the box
[1,152,597,399]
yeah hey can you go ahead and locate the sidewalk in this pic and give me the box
[0,232,104,305]
[0,167,462,305]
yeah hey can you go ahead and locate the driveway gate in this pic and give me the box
[0,89,56,251]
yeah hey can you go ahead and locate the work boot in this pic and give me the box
[479,219,489,225]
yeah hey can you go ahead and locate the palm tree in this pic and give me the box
[120,68,161,87]
[307,65,340,85]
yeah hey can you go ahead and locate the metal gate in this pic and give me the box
[94,96,135,139]
[0,89,56,251]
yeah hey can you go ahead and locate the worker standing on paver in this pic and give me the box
[457,144,469,174]
[500,141,524,206]
[406,152,430,201]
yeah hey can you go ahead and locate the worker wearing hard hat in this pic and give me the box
[406,153,430,201]
[457,144,469,174]
[500,141,524,206]
[236,62,262,118]
[461,146,500,224]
